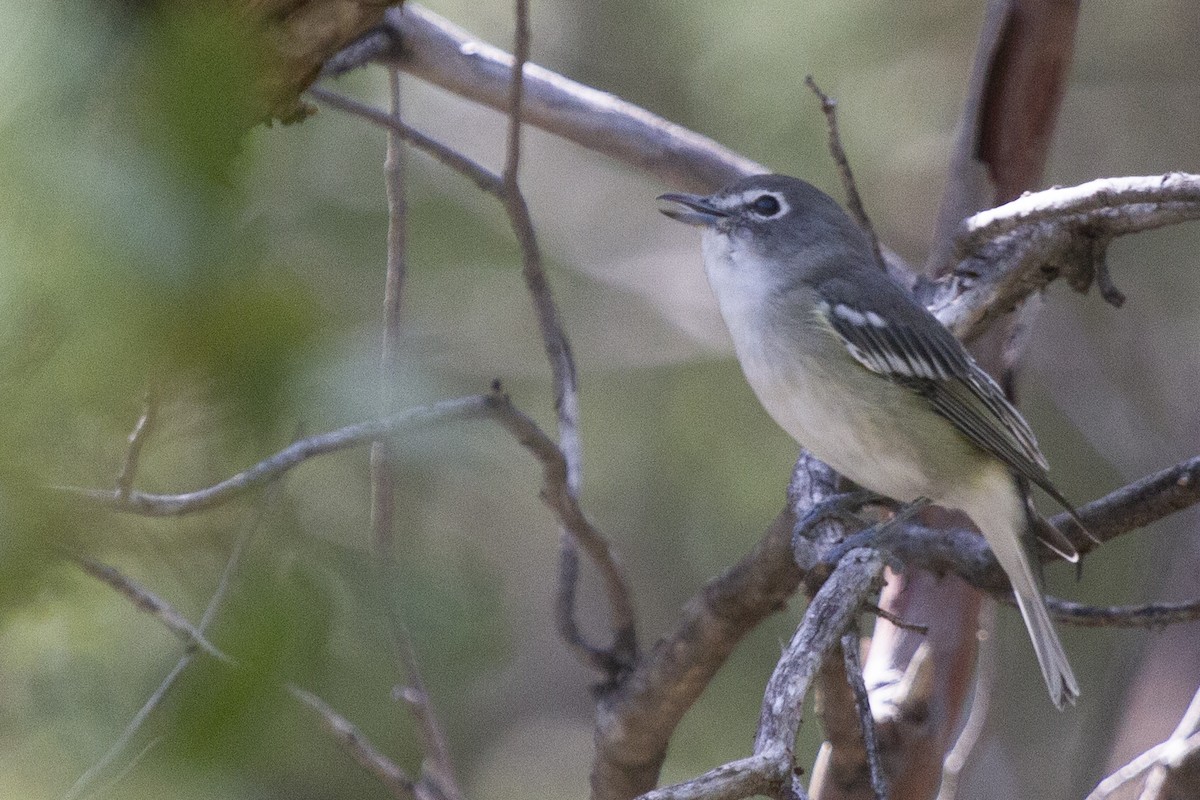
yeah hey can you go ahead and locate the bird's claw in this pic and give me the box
[791,489,889,549]
[819,497,931,567]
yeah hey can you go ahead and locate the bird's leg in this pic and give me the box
[819,497,931,567]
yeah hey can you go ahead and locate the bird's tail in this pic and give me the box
[961,469,1080,709]
[1009,564,1079,709]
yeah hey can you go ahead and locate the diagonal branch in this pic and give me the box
[61,483,273,800]
[369,68,410,556]
[640,548,886,800]
[1086,685,1200,800]
[63,393,626,644]
[375,4,764,193]
[78,557,418,800]
[498,0,630,676]
[114,391,157,501]
[74,557,229,662]
[936,173,1200,342]
[591,456,841,800]
[312,65,638,675]
[65,395,496,516]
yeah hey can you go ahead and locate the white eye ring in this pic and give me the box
[740,191,788,218]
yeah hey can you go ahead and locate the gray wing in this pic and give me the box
[813,278,1078,518]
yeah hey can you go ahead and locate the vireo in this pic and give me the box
[660,174,1080,709]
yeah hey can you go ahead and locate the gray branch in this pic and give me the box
[377,4,764,193]
[66,395,495,515]
[1086,685,1200,800]
[935,173,1200,342]
[78,557,418,800]
[639,549,884,800]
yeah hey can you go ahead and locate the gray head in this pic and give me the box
[658,174,874,281]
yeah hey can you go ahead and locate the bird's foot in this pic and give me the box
[791,489,890,552]
[819,497,931,567]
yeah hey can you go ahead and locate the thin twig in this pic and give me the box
[1138,685,1200,800]
[1086,732,1200,800]
[370,68,409,555]
[489,387,638,674]
[63,484,276,800]
[863,603,929,635]
[287,685,419,800]
[936,604,997,800]
[75,558,229,662]
[313,68,637,672]
[373,3,764,193]
[498,0,636,677]
[87,738,161,800]
[114,391,157,501]
[1043,596,1200,629]
[62,658,189,800]
[308,86,504,195]
[394,680,464,800]
[643,549,883,800]
[841,628,887,800]
[63,391,633,672]
[64,395,496,515]
[80,556,418,800]
[803,76,885,273]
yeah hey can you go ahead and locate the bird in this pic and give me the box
[659,173,1081,708]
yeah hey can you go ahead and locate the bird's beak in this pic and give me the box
[657,192,728,227]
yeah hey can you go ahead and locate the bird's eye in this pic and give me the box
[749,194,782,216]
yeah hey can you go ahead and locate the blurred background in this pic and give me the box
[1,1,1198,799]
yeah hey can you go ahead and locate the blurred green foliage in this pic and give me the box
[2,1,1199,800]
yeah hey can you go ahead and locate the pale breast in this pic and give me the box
[703,243,974,502]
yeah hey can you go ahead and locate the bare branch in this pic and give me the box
[643,549,884,800]
[64,477,283,800]
[637,753,788,800]
[1139,686,1200,800]
[593,456,841,800]
[65,395,495,516]
[489,389,637,674]
[874,454,1200,597]
[323,27,394,78]
[369,68,410,556]
[394,681,464,800]
[75,557,229,662]
[754,550,883,776]
[1069,455,1200,551]
[64,389,636,681]
[308,86,504,194]
[863,603,928,635]
[935,174,1200,343]
[1086,705,1200,800]
[313,64,638,674]
[803,76,884,275]
[496,0,636,677]
[957,173,1200,252]
[935,609,996,800]
[375,3,763,193]
[1044,596,1200,630]
[114,391,157,501]
[840,630,886,800]
[288,685,419,800]
[752,556,885,758]
[80,556,419,800]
